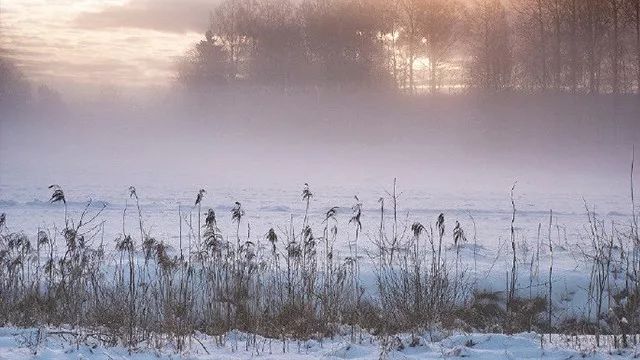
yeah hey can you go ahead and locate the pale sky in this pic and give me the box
[0,0,208,96]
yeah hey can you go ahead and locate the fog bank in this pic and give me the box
[1,92,638,197]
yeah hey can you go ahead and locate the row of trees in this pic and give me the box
[177,0,640,95]
[0,52,66,111]
[513,0,640,94]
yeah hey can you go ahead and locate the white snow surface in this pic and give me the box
[0,327,638,359]
[0,184,636,322]
[0,185,639,358]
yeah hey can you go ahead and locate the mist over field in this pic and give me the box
[1,92,638,197]
[2,94,639,192]
[2,0,640,196]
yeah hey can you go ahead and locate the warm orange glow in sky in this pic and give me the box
[0,0,206,95]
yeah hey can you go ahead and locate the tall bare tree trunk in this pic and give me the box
[611,0,621,95]
[408,14,416,94]
[537,0,548,91]
[587,0,598,94]
[569,0,578,94]
[392,27,399,89]
[635,0,640,94]
[551,0,562,91]
[484,2,491,90]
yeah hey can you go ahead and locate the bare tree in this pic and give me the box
[467,0,513,91]
[581,0,607,94]
[300,0,389,89]
[607,0,624,94]
[546,0,564,91]
[512,0,549,91]
[631,0,640,93]
[418,0,466,93]
[398,0,423,93]
[210,0,255,82]
[377,0,404,89]
[249,0,306,90]
[566,0,579,93]
[177,31,231,91]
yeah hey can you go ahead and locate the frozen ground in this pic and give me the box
[0,184,638,357]
[0,183,635,322]
[0,183,631,252]
[0,327,638,359]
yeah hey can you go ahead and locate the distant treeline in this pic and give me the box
[177,0,640,95]
[0,54,65,110]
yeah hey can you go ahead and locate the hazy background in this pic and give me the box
[1,92,638,199]
[1,0,640,199]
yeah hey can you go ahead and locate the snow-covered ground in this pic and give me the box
[0,327,638,359]
[0,183,635,323]
[0,183,638,359]
[1,185,633,299]
[0,183,630,253]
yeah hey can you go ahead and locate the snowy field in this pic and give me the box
[1,183,631,253]
[0,183,635,318]
[0,183,638,358]
[0,327,639,359]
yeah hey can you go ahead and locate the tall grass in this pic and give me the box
[0,176,638,350]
